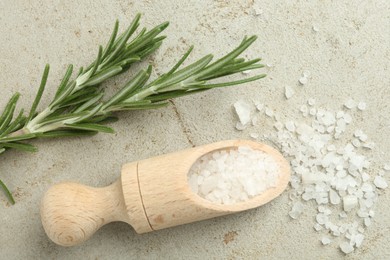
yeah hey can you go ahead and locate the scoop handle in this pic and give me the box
[40,179,129,246]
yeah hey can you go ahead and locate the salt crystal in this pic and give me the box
[254,7,263,16]
[265,108,274,117]
[308,98,316,106]
[329,189,341,205]
[235,122,247,131]
[374,176,388,189]
[357,102,366,111]
[289,201,304,219]
[340,242,354,254]
[234,100,251,125]
[343,195,358,212]
[299,76,308,85]
[339,212,347,218]
[255,103,264,111]
[314,223,323,231]
[354,234,364,247]
[285,86,295,99]
[242,70,252,75]
[384,164,390,171]
[351,139,360,148]
[344,99,356,109]
[309,108,316,116]
[303,70,311,77]
[285,121,296,132]
[250,133,259,139]
[300,105,308,115]
[321,237,331,245]
[312,25,320,32]
[252,115,259,126]
[364,218,371,227]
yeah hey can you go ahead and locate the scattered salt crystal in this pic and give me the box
[253,7,263,16]
[285,121,296,132]
[252,115,259,126]
[314,223,323,231]
[374,176,388,189]
[250,133,259,139]
[300,105,309,116]
[352,139,361,148]
[235,122,247,131]
[343,195,358,212]
[357,102,366,111]
[234,100,251,125]
[364,218,371,227]
[242,70,252,75]
[303,71,311,77]
[255,103,264,111]
[321,237,331,245]
[309,108,316,116]
[312,25,320,32]
[344,99,356,109]
[339,212,347,218]
[289,201,304,219]
[299,76,308,85]
[354,234,364,247]
[308,98,316,106]
[285,86,295,99]
[340,242,354,254]
[265,108,274,117]
[329,189,341,205]
[384,164,390,171]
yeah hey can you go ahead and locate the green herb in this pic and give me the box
[0,14,265,204]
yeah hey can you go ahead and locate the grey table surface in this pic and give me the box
[0,1,389,259]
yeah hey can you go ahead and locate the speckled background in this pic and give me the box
[0,1,389,259]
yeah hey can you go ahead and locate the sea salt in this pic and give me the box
[234,100,251,126]
[188,146,280,204]
[285,86,295,99]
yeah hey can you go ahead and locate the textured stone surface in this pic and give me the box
[0,0,389,259]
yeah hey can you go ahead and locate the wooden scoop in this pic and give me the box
[41,140,290,246]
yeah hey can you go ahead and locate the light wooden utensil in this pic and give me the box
[41,140,290,246]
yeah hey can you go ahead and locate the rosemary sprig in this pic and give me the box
[0,15,265,204]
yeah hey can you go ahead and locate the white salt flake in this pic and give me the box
[303,70,311,77]
[265,108,274,117]
[384,164,390,171]
[340,242,354,254]
[285,121,296,132]
[343,195,358,212]
[312,25,320,32]
[255,103,264,111]
[374,176,388,189]
[289,201,304,219]
[357,102,367,111]
[235,122,247,131]
[354,234,364,247]
[299,76,308,85]
[314,223,323,231]
[234,100,251,125]
[285,86,295,99]
[344,99,356,109]
[364,218,371,227]
[250,133,259,139]
[321,237,331,245]
[242,70,252,75]
[308,98,316,106]
[329,189,341,205]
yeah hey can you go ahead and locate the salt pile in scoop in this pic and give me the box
[188,146,280,205]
